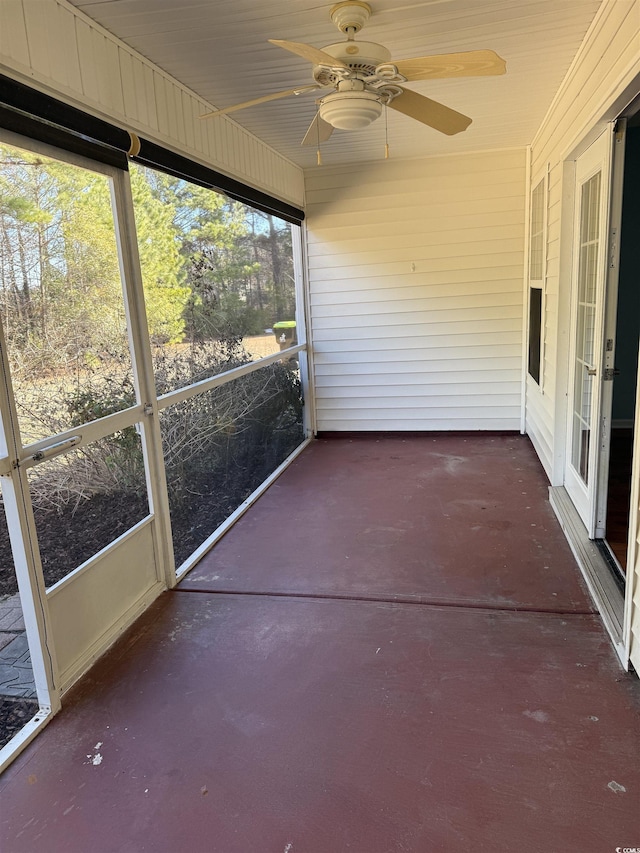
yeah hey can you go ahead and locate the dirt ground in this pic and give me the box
[0,698,39,751]
[243,334,281,360]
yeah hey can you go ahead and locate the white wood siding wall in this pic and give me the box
[305,149,526,432]
[525,0,640,670]
[0,0,304,207]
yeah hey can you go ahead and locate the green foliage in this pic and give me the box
[130,165,296,342]
[0,144,131,370]
[66,380,136,425]
[129,168,190,343]
[0,192,51,225]
[0,143,297,379]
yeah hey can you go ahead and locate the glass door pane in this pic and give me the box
[571,172,602,485]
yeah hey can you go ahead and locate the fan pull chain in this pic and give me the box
[316,110,323,166]
[384,106,390,159]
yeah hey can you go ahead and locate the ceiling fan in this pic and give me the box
[200,1,506,147]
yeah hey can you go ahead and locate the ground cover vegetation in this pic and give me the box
[0,146,302,596]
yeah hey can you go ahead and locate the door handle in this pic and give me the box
[31,435,81,462]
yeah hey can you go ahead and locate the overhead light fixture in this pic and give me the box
[319,91,382,129]
[318,79,383,130]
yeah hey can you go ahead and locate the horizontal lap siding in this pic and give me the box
[305,149,527,432]
[0,0,303,206]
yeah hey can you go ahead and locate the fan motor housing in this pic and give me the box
[319,40,391,76]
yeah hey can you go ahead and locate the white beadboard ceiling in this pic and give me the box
[65,0,604,168]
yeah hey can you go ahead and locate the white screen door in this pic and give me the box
[0,131,169,698]
[565,129,613,534]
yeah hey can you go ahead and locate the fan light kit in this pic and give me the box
[319,81,382,130]
[200,1,507,151]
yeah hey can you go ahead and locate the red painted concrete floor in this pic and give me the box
[182,435,594,612]
[1,435,639,852]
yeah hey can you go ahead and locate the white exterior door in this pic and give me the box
[564,129,613,534]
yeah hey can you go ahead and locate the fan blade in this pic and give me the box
[199,85,319,118]
[268,39,348,69]
[301,114,335,147]
[388,88,472,135]
[392,49,506,81]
